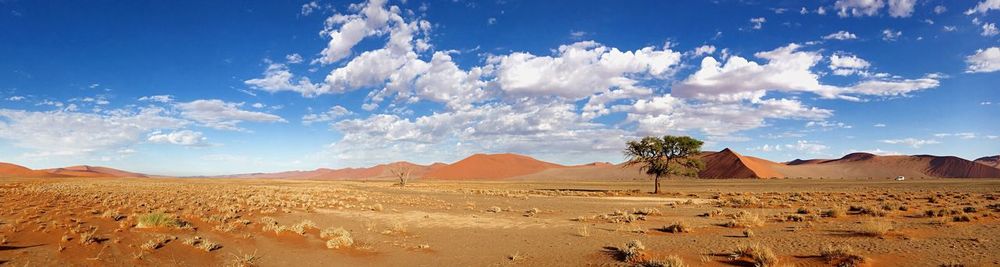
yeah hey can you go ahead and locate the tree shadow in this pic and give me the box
[0,244,45,251]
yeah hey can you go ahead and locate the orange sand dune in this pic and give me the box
[44,165,147,178]
[228,161,441,180]
[0,162,61,177]
[698,148,783,179]
[424,153,564,180]
[772,153,1000,178]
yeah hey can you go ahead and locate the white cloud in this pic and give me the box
[850,148,901,155]
[966,0,1000,15]
[488,17,497,25]
[887,0,916,17]
[488,41,681,99]
[966,47,1000,73]
[6,96,25,101]
[836,0,885,17]
[880,138,941,148]
[785,140,829,153]
[881,29,902,41]
[823,31,858,40]
[934,5,947,14]
[621,96,833,138]
[806,120,853,130]
[147,130,208,146]
[816,6,827,15]
[138,95,174,103]
[691,45,716,56]
[943,26,957,32]
[934,132,977,139]
[315,0,395,64]
[302,105,353,125]
[829,53,871,76]
[301,1,320,16]
[286,53,304,64]
[873,123,886,127]
[175,99,286,131]
[982,23,999,36]
[750,17,766,29]
[0,107,186,156]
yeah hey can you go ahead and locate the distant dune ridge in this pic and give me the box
[2,150,999,179]
[975,155,1000,169]
[0,163,146,178]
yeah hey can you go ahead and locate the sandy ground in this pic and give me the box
[0,177,998,266]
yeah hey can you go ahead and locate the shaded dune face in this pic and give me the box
[44,165,147,178]
[974,155,1000,169]
[697,149,782,179]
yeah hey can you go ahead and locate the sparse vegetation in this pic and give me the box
[623,135,705,194]
[136,212,182,228]
[724,210,764,228]
[858,220,894,237]
[731,243,778,267]
[820,244,867,267]
[661,222,692,233]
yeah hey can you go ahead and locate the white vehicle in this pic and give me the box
[895,176,905,181]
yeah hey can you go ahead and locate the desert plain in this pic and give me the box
[1,175,999,267]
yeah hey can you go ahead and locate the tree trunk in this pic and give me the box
[653,174,660,194]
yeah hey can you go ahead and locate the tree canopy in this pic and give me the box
[623,135,705,193]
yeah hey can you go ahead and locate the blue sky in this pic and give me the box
[0,0,998,176]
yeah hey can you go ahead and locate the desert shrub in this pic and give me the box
[486,206,502,213]
[724,210,764,228]
[783,214,806,222]
[524,208,540,217]
[661,222,691,233]
[857,205,889,217]
[617,240,647,263]
[952,214,973,222]
[796,207,811,214]
[700,208,724,217]
[79,227,100,245]
[743,229,754,238]
[183,236,221,252]
[820,244,867,267]
[136,212,181,228]
[321,227,353,249]
[962,207,977,213]
[634,207,661,216]
[638,255,687,267]
[228,250,262,267]
[726,196,762,208]
[858,220,893,237]
[731,243,778,267]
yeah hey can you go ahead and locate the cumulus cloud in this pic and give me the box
[750,17,766,29]
[691,45,716,56]
[829,53,871,76]
[887,0,916,17]
[147,130,208,146]
[966,0,1000,15]
[785,140,829,153]
[175,99,286,131]
[620,96,833,138]
[982,23,999,36]
[881,29,902,41]
[138,95,174,103]
[880,138,940,148]
[835,0,885,17]
[0,107,186,156]
[823,31,858,40]
[488,41,681,99]
[302,105,353,125]
[966,47,1000,73]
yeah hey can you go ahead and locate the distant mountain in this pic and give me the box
[975,155,1000,169]
[44,165,148,178]
[424,153,564,179]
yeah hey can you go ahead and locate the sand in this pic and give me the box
[1,177,998,266]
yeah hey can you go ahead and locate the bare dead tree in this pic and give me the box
[389,165,413,187]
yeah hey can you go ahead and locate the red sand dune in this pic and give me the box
[772,153,1000,178]
[44,165,148,178]
[975,155,1000,169]
[0,162,59,177]
[424,153,564,179]
[229,161,441,180]
[698,148,783,179]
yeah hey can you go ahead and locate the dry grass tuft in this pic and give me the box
[321,227,353,249]
[858,220,893,237]
[820,244,867,267]
[661,222,692,233]
[731,243,778,267]
[136,212,182,228]
[724,210,764,228]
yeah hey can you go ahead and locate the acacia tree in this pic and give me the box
[389,165,413,187]
[623,135,705,194]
